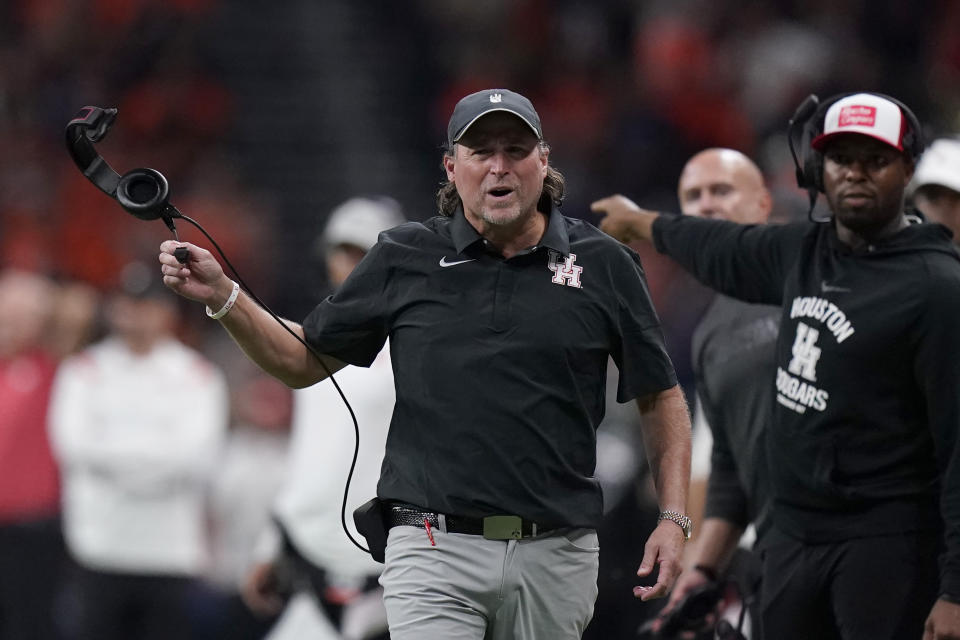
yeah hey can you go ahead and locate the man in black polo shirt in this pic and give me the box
[158,88,692,639]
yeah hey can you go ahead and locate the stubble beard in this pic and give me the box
[479,204,525,227]
[829,193,902,238]
[477,186,544,227]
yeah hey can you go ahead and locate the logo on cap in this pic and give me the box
[838,105,876,128]
[447,88,543,146]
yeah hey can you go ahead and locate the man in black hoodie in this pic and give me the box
[592,93,960,640]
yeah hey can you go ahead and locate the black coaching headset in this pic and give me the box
[65,106,191,263]
[65,105,371,557]
[787,92,925,222]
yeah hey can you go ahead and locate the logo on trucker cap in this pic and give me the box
[838,105,876,128]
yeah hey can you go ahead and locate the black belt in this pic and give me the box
[385,502,554,540]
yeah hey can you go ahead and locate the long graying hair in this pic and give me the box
[435,142,566,217]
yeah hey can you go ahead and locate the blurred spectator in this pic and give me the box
[242,197,405,640]
[48,260,229,640]
[0,268,65,640]
[208,372,292,593]
[192,357,292,640]
[48,279,103,359]
[910,137,960,244]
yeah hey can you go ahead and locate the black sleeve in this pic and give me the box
[301,240,393,367]
[914,265,960,598]
[612,245,678,402]
[701,390,750,529]
[691,319,748,526]
[652,215,806,305]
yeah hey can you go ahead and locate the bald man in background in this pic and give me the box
[594,149,778,638]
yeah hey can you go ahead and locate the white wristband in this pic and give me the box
[206,280,240,320]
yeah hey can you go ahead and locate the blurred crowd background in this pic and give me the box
[2,0,959,638]
[4,0,959,319]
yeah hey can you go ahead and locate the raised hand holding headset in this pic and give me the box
[65,105,371,556]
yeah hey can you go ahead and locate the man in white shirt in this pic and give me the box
[911,137,960,244]
[242,197,405,640]
[49,260,228,640]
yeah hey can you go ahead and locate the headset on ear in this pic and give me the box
[65,106,188,261]
[787,92,925,222]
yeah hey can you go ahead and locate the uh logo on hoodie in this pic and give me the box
[775,296,857,414]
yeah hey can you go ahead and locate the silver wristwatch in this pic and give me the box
[658,510,692,541]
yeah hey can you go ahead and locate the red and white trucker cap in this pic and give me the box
[811,93,908,152]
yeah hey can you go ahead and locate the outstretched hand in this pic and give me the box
[590,195,660,245]
[634,519,687,601]
[158,240,232,308]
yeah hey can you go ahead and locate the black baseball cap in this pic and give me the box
[446,89,543,147]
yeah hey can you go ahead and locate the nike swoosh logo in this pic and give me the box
[439,257,476,268]
[820,280,851,293]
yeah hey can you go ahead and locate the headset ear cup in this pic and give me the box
[116,168,169,220]
[804,98,838,194]
[789,96,833,193]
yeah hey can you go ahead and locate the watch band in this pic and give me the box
[658,509,692,540]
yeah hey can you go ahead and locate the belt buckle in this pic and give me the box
[482,515,522,540]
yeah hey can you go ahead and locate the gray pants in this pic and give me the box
[380,525,599,639]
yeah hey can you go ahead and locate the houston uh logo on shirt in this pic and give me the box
[775,296,857,414]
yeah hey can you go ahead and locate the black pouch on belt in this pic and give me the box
[353,497,387,563]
